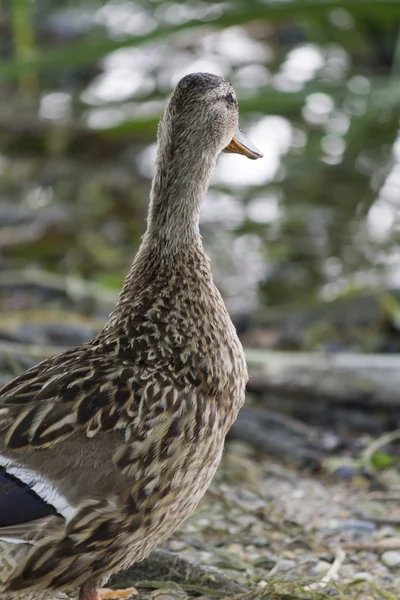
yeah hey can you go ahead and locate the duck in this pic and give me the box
[0,72,262,600]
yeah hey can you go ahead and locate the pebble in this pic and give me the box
[196,518,210,527]
[226,543,247,559]
[352,572,373,582]
[292,488,305,499]
[333,466,355,480]
[381,551,400,567]
[328,518,376,533]
[169,540,186,551]
[254,556,276,569]
[257,580,268,589]
[268,559,296,575]
[252,535,268,546]
[310,560,331,576]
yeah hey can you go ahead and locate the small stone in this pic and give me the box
[252,535,268,546]
[381,551,400,567]
[169,540,186,551]
[257,581,268,589]
[226,543,246,557]
[333,466,355,480]
[328,518,376,533]
[310,560,331,576]
[292,489,305,499]
[325,587,340,597]
[254,556,276,570]
[268,559,296,575]
[380,526,398,537]
[352,572,373,582]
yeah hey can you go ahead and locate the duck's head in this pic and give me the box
[159,72,263,161]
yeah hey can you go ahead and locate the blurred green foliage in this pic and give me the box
[1,0,400,314]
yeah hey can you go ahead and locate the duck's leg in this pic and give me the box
[79,581,101,600]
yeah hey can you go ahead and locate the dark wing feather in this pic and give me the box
[0,468,56,527]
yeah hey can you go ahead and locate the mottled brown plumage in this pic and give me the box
[0,72,262,599]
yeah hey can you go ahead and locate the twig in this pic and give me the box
[343,538,400,552]
[368,492,400,502]
[342,543,390,552]
[355,514,400,527]
[303,547,346,591]
[361,429,400,473]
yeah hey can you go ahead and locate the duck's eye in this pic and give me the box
[225,93,236,104]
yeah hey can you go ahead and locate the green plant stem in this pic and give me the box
[10,0,37,94]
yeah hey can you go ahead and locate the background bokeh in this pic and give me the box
[1,0,400,331]
[3,5,400,596]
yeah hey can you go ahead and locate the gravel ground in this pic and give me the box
[97,440,400,600]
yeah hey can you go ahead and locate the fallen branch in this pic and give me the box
[247,349,400,407]
[229,406,326,465]
[109,550,248,597]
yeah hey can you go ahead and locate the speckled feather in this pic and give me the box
[0,73,258,599]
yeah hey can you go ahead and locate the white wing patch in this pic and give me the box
[0,456,76,522]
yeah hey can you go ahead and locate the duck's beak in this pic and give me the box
[224,128,263,160]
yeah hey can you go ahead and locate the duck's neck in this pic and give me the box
[143,140,216,250]
[104,141,217,327]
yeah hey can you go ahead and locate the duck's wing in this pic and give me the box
[0,345,174,520]
[0,348,198,591]
[0,347,155,451]
[0,348,144,548]
[0,346,188,520]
